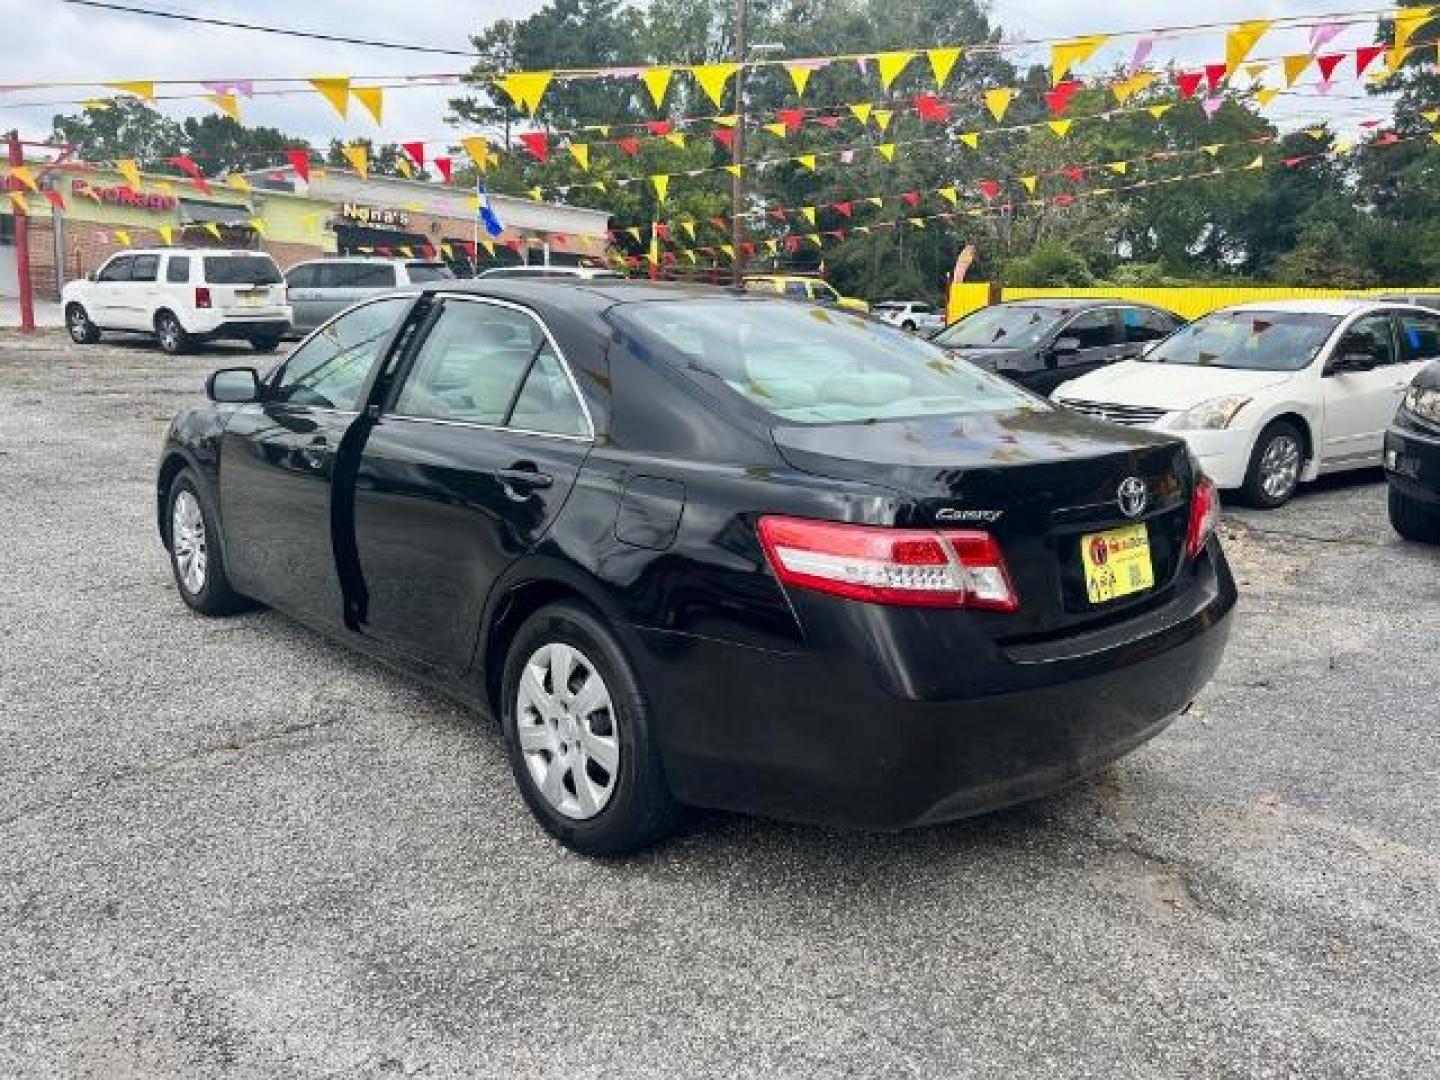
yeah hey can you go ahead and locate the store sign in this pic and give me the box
[72,179,177,212]
[340,202,410,228]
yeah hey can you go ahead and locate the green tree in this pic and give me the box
[51,97,183,169]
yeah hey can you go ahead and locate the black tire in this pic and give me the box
[1388,485,1440,543]
[250,334,283,354]
[500,601,682,857]
[155,311,192,355]
[902,320,917,332]
[66,303,101,344]
[1239,421,1305,509]
[165,469,250,616]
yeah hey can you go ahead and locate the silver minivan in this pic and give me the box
[284,257,454,333]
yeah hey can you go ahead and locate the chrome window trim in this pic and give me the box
[382,413,592,444]
[394,292,597,442]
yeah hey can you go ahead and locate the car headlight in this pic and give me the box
[1403,385,1440,424]
[1173,395,1252,431]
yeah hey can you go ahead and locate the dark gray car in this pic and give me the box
[284,258,454,334]
[932,299,1186,396]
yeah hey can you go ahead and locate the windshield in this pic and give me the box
[611,298,1035,424]
[1147,310,1340,371]
[203,256,282,286]
[406,263,454,282]
[933,305,1067,350]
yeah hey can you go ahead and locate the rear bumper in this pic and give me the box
[188,315,292,341]
[635,541,1236,829]
[1385,423,1440,504]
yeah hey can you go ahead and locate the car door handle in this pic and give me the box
[495,465,553,491]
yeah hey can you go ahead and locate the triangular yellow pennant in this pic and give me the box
[116,159,142,191]
[691,62,740,107]
[651,174,670,201]
[1393,7,1431,71]
[527,187,543,202]
[876,143,896,161]
[796,154,817,171]
[1020,176,1038,195]
[800,206,817,224]
[1148,104,1174,120]
[764,239,778,254]
[249,218,266,236]
[568,143,590,170]
[1305,126,1326,140]
[984,88,1014,122]
[1245,155,1264,170]
[720,244,735,260]
[664,131,686,148]
[1112,71,1156,104]
[1107,161,1129,175]
[480,240,496,258]
[114,229,131,246]
[7,165,37,192]
[1282,54,1311,88]
[496,71,554,115]
[763,122,788,138]
[309,77,350,119]
[785,63,814,97]
[959,131,979,150]
[1202,144,1222,156]
[203,222,223,241]
[804,233,821,247]
[158,225,173,246]
[875,51,916,91]
[713,114,738,127]
[105,81,154,101]
[681,220,696,240]
[927,47,962,88]
[1225,20,1272,76]
[461,136,495,172]
[872,109,894,132]
[938,186,958,206]
[394,157,413,179]
[206,93,240,120]
[848,102,872,125]
[1244,62,1269,83]
[1256,88,1280,108]
[625,227,642,243]
[1424,109,1440,124]
[226,174,250,194]
[352,86,384,124]
[1047,120,1073,137]
[908,217,925,229]
[1050,36,1107,86]
[642,67,673,109]
[865,197,883,208]
[342,143,369,180]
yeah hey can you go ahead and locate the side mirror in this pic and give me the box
[1053,336,1082,356]
[207,367,262,403]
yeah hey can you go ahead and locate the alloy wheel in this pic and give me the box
[515,642,619,820]
[1259,434,1301,501]
[171,490,208,595]
[158,317,181,353]
[68,307,90,342]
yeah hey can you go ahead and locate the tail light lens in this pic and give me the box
[757,516,1018,611]
[194,287,212,309]
[1186,475,1219,559]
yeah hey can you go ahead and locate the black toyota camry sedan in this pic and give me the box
[157,281,1235,855]
[1385,359,1440,542]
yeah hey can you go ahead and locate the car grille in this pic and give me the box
[1058,399,1168,427]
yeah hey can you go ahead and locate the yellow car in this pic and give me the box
[743,274,870,313]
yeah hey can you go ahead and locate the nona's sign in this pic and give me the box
[340,202,411,228]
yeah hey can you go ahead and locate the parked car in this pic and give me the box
[743,273,869,312]
[157,282,1234,855]
[931,299,1185,396]
[1375,292,1440,311]
[285,257,454,334]
[64,248,291,354]
[874,300,944,334]
[476,265,626,281]
[1384,358,1440,542]
[1052,299,1440,508]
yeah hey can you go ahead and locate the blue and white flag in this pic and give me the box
[477,180,504,238]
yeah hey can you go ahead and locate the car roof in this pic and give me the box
[988,298,1154,310]
[1222,298,1415,316]
[418,278,744,312]
[292,255,439,265]
[108,248,269,257]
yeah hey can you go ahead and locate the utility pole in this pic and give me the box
[729,0,748,287]
[6,131,35,333]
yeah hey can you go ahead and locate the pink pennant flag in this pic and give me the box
[840,149,855,164]
[1129,37,1154,74]
[1309,22,1343,51]
[1317,79,1336,96]
[1202,97,1223,119]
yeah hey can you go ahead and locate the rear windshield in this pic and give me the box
[612,298,1034,424]
[1147,310,1340,371]
[203,256,282,285]
[406,262,455,282]
[932,304,1067,350]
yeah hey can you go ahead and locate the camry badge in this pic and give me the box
[1117,477,1148,519]
[936,507,1004,524]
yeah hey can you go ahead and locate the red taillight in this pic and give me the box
[1186,475,1219,559]
[756,516,1018,611]
[194,287,212,309]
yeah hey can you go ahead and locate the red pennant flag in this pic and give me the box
[1282,156,1307,168]
[712,128,736,150]
[433,156,453,183]
[1355,44,1385,77]
[1043,80,1082,115]
[833,201,853,217]
[505,238,524,253]
[901,191,921,207]
[376,245,392,256]
[769,207,788,221]
[1376,131,1401,145]
[815,115,840,128]
[166,155,211,194]
[1316,53,1345,81]
[460,240,477,257]
[777,108,805,133]
[1359,118,1383,128]
[1063,166,1085,183]
[914,93,950,122]
[519,132,550,162]
[1054,194,1076,207]
[824,230,843,241]
[422,243,436,259]
[285,148,311,183]
[44,189,66,211]
[617,137,641,156]
[741,242,756,256]
[1204,63,1228,90]
[402,141,426,168]
[708,216,727,230]
[663,251,677,265]
[978,180,1000,201]
[644,120,673,137]
[654,223,671,240]
[1176,71,1205,99]
[784,236,801,253]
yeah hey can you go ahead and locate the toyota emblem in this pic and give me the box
[1117,477,1148,519]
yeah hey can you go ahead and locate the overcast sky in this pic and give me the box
[0,0,1395,153]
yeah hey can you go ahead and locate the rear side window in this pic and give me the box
[405,263,454,283]
[1397,311,1440,362]
[130,255,159,283]
[285,264,320,288]
[165,256,190,283]
[612,298,1032,424]
[1063,309,1117,349]
[97,256,133,283]
[509,350,589,436]
[271,297,410,410]
[321,262,396,288]
[1122,307,1178,344]
[203,256,282,285]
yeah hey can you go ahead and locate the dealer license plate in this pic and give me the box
[237,290,266,307]
[1081,523,1154,604]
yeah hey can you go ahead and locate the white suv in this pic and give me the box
[63,249,292,354]
[874,300,944,335]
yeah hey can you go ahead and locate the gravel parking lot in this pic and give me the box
[1,332,1437,1079]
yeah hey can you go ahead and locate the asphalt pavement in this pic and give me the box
[1,331,1437,1079]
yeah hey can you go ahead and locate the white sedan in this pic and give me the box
[1052,299,1440,507]
[874,301,945,335]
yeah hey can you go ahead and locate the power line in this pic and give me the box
[57,0,478,57]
